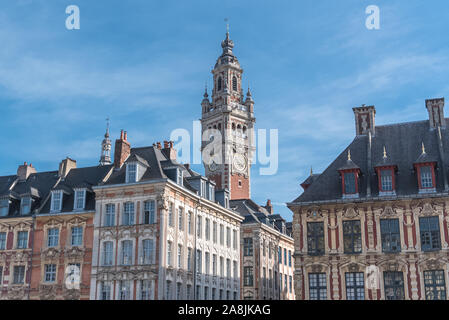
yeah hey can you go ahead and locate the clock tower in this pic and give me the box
[201,30,256,200]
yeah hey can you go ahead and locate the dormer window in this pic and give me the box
[126,163,137,183]
[414,143,437,193]
[20,197,32,215]
[50,190,63,212]
[0,199,9,217]
[74,189,86,210]
[344,172,357,194]
[339,150,360,199]
[420,165,434,188]
[177,168,183,186]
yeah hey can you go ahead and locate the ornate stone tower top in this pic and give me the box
[100,119,112,166]
[201,30,256,200]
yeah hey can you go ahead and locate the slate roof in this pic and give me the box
[40,165,113,214]
[230,198,292,237]
[291,119,449,204]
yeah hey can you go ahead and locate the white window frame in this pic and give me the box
[50,190,63,212]
[20,197,32,215]
[73,189,86,210]
[126,162,138,183]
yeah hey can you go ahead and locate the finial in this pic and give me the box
[105,117,110,137]
[204,82,208,98]
[310,166,313,176]
[383,146,387,159]
[225,18,229,35]
[422,142,426,154]
[347,149,351,161]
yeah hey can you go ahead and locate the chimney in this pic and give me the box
[114,130,131,169]
[17,162,37,181]
[426,98,445,129]
[58,157,77,178]
[162,140,177,160]
[264,199,273,214]
[353,105,376,136]
[156,142,162,150]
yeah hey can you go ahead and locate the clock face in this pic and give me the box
[233,153,247,172]
[209,161,218,172]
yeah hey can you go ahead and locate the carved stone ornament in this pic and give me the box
[41,247,61,261]
[39,284,58,300]
[343,206,360,219]
[348,263,360,272]
[64,246,85,260]
[6,285,26,300]
[306,208,324,220]
[311,264,323,273]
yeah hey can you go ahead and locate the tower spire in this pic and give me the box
[100,117,112,165]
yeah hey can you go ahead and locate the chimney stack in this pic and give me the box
[265,199,273,214]
[114,130,131,169]
[353,105,376,136]
[156,142,162,150]
[17,162,37,181]
[58,157,77,179]
[162,140,177,160]
[426,98,445,129]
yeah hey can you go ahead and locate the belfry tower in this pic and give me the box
[201,29,256,200]
[100,119,112,165]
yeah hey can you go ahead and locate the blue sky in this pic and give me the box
[1,0,449,220]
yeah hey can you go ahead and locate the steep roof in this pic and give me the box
[292,119,449,204]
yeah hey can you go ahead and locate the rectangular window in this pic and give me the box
[177,283,182,300]
[0,232,6,250]
[309,273,327,300]
[143,201,155,224]
[177,169,183,186]
[420,216,441,251]
[119,280,131,300]
[167,281,172,299]
[420,166,434,189]
[47,228,59,247]
[126,163,137,183]
[103,241,113,266]
[288,250,292,267]
[212,254,217,276]
[196,250,202,274]
[205,252,210,274]
[243,238,253,256]
[13,266,25,284]
[186,285,192,300]
[284,274,288,291]
[345,272,365,300]
[168,203,174,227]
[205,218,210,240]
[244,266,253,286]
[201,181,206,197]
[17,231,28,249]
[178,245,183,269]
[0,199,9,216]
[178,207,183,231]
[213,222,217,243]
[220,224,224,245]
[44,264,57,282]
[140,280,151,300]
[226,227,231,248]
[220,256,224,277]
[233,260,238,279]
[20,197,31,215]
[167,241,172,266]
[74,189,86,210]
[226,258,231,278]
[71,226,83,246]
[142,239,154,264]
[380,169,393,191]
[384,271,405,300]
[278,247,282,264]
[284,248,287,265]
[233,230,237,249]
[197,216,202,238]
[122,202,135,226]
[344,172,356,194]
[424,270,446,300]
[380,219,401,253]
[101,282,111,300]
[187,248,192,271]
[209,185,214,201]
[289,275,293,293]
[188,212,192,234]
[343,220,362,254]
[50,191,62,212]
[105,204,115,226]
[121,240,133,265]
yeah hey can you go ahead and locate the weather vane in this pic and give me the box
[224,18,229,33]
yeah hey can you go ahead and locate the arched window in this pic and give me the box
[217,77,222,91]
[232,76,237,91]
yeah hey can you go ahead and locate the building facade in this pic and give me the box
[29,159,112,300]
[288,98,449,300]
[90,133,243,300]
[231,199,295,300]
